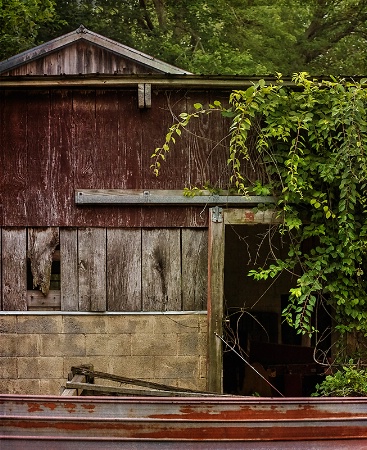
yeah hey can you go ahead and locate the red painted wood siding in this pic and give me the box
[0,88,234,227]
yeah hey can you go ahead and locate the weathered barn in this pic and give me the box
[0,27,324,397]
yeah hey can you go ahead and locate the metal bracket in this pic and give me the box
[138,83,152,108]
[211,206,223,223]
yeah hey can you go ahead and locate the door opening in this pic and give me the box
[222,223,330,396]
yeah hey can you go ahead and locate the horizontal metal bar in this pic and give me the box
[0,310,207,316]
[3,394,367,442]
[75,189,276,206]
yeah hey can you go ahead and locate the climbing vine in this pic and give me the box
[152,73,367,355]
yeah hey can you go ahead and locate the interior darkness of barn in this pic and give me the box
[222,224,331,396]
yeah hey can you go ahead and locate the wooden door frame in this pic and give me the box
[207,207,280,393]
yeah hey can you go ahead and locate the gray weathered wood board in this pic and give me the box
[107,228,142,311]
[1,228,27,310]
[78,228,107,311]
[142,229,181,311]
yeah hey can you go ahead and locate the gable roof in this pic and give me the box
[0,25,191,75]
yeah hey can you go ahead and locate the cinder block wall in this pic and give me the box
[0,313,208,395]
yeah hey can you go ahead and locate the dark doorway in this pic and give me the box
[222,224,329,396]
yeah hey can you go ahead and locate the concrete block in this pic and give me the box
[40,378,67,395]
[0,334,18,356]
[106,315,155,334]
[109,356,155,379]
[86,334,131,356]
[131,333,177,356]
[18,357,64,379]
[0,315,17,333]
[177,333,199,356]
[154,356,199,379]
[199,355,207,379]
[153,315,199,334]
[198,314,208,333]
[17,315,63,333]
[63,315,107,334]
[198,331,208,355]
[0,379,41,395]
[41,334,86,356]
[15,334,40,356]
[0,357,17,378]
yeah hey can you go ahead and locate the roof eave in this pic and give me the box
[0,26,191,75]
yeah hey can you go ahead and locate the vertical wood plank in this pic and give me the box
[60,228,79,311]
[2,91,28,224]
[26,90,52,224]
[142,229,181,311]
[182,229,208,311]
[107,228,142,311]
[50,90,74,225]
[2,228,27,310]
[78,228,107,312]
[207,210,225,393]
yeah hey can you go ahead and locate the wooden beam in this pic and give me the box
[207,208,225,393]
[75,189,276,206]
[0,74,300,89]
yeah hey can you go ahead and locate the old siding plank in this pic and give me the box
[2,91,28,224]
[2,228,27,310]
[142,229,181,311]
[141,91,191,227]
[27,227,59,295]
[50,90,74,225]
[78,228,107,311]
[182,229,208,311]
[107,228,142,311]
[0,91,4,226]
[60,228,79,311]
[26,90,52,224]
[73,90,100,225]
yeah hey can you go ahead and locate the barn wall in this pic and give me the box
[0,88,233,228]
[0,227,208,312]
[0,313,208,395]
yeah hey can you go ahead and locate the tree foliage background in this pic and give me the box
[2,0,367,75]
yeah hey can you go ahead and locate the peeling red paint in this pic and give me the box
[3,395,367,444]
[244,211,254,221]
[81,404,96,413]
[27,403,44,413]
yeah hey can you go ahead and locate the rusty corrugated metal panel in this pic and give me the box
[1,395,367,447]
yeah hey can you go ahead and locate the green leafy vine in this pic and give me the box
[153,72,367,345]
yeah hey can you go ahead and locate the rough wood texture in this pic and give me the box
[0,88,248,228]
[27,290,61,309]
[207,211,225,393]
[1,228,27,310]
[3,41,155,76]
[107,228,142,311]
[78,228,107,311]
[182,229,208,310]
[28,227,59,295]
[142,229,181,311]
[1,91,28,225]
[60,228,79,311]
